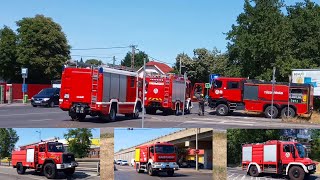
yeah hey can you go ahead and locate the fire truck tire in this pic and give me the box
[281,107,296,118]
[16,163,26,174]
[288,166,305,180]
[167,169,174,176]
[63,168,75,176]
[135,164,143,173]
[175,104,180,116]
[216,104,229,116]
[148,165,155,176]
[132,107,140,119]
[43,163,57,179]
[109,106,117,121]
[249,165,259,177]
[71,114,86,122]
[264,106,279,118]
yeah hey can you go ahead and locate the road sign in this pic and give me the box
[22,84,28,93]
[21,68,28,78]
[195,149,200,154]
[209,74,220,83]
[205,83,211,89]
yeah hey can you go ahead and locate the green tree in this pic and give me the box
[16,14,71,83]
[85,59,103,66]
[121,51,149,69]
[310,129,320,161]
[0,26,20,82]
[0,128,19,158]
[227,129,281,165]
[226,0,295,82]
[64,128,92,158]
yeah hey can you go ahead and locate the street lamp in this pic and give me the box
[36,130,41,141]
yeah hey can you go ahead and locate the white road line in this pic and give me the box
[0,112,62,117]
[180,120,255,126]
[29,119,53,122]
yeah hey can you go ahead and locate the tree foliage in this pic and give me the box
[121,51,149,69]
[227,129,281,165]
[0,26,20,82]
[85,59,103,66]
[64,128,92,158]
[15,14,70,83]
[0,128,19,158]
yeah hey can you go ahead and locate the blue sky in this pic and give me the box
[0,0,310,65]
[14,128,100,148]
[114,128,183,152]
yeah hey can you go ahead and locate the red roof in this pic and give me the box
[146,61,173,74]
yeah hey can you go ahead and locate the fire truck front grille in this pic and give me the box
[63,154,75,163]
[148,102,161,107]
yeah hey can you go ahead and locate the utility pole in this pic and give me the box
[142,57,146,128]
[179,57,182,75]
[287,75,292,118]
[130,45,137,69]
[36,130,41,141]
[113,56,116,67]
[182,72,186,115]
[196,128,198,171]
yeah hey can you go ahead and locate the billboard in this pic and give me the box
[292,69,320,96]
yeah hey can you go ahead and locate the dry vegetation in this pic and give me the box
[213,132,227,180]
[100,131,114,180]
[281,111,320,124]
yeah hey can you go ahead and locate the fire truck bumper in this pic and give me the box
[152,162,179,171]
[307,164,316,174]
[56,162,78,169]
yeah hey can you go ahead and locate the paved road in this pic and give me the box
[0,161,99,180]
[0,104,319,129]
[227,167,320,180]
[115,164,212,180]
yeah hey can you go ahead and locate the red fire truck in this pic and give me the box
[11,139,78,179]
[145,74,193,115]
[208,77,314,118]
[59,65,143,122]
[134,142,179,176]
[242,140,316,180]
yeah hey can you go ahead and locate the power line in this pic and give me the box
[71,55,115,59]
[71,46,130,51]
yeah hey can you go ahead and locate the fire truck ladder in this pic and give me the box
[91,67,99,108]
[163,77,170,107]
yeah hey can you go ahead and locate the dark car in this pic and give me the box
[31,88,60,107]
[181,160,204,169]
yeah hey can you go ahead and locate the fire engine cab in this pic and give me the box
[208,77,313,118]
[11,139,78,179]
[59,64,142,122]
[145,74,192,115]
[242,140,316,180]
[134,142,179,176]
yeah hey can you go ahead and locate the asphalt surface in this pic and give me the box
[0,161,99,180]
[227,167,320,180]
[114,164,212,180]
[0,103,319,129]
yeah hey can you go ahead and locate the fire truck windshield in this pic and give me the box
[155,145,175,154]
[47,142,64,152]
[295,143,306,158]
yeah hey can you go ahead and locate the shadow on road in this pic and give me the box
[23,171,92,179]
[208,111,265,118]
[139,172,190,177]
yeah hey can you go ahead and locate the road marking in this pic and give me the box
[0,112,62,117]
[0,172,44,180]
[29,119,53,122]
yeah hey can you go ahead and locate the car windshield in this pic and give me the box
[122,161,127,162]
[295,143,306,158]
[155,145,175,154]
[38,88,56,96]
[47,142,64,152]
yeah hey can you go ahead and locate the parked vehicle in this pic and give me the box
[31,88,60,107]
[59,64,142,122]
[145,74,193,115]
[242,140,316,180]
[180,160,204,169]
[116,160,122,165]
[207,77,314,118]
[121,160,128,166]
[135,142,179,176]
[131,159,135,166]
[11,139,78,179]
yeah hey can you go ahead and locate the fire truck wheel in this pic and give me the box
[167,169,174,176]
[216,104,229,116]
[148,165,155,176]
[249,165,259,177]
[43,163,57,179]
[132,107,140,119]
[109,106,117,121]
[63,168,75,176]
[288,166,305,180]
[16,163,26,174]
[264,106,279,118]
[175,104,180,116]
[281,107,296,118]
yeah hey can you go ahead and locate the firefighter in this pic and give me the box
[198,93,205,116]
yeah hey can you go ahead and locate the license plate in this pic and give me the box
[35,101,41,103]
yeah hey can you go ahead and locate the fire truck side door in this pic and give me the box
[149,146,154,160]
[223,81,242,102]
[38,144,46,165]
[281,144,295,166]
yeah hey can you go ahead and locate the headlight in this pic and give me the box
[308,165,314,170]
[64,94,70,99]
[173,162,177,165]
[31,97,34,100]
[43,98,50,101]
